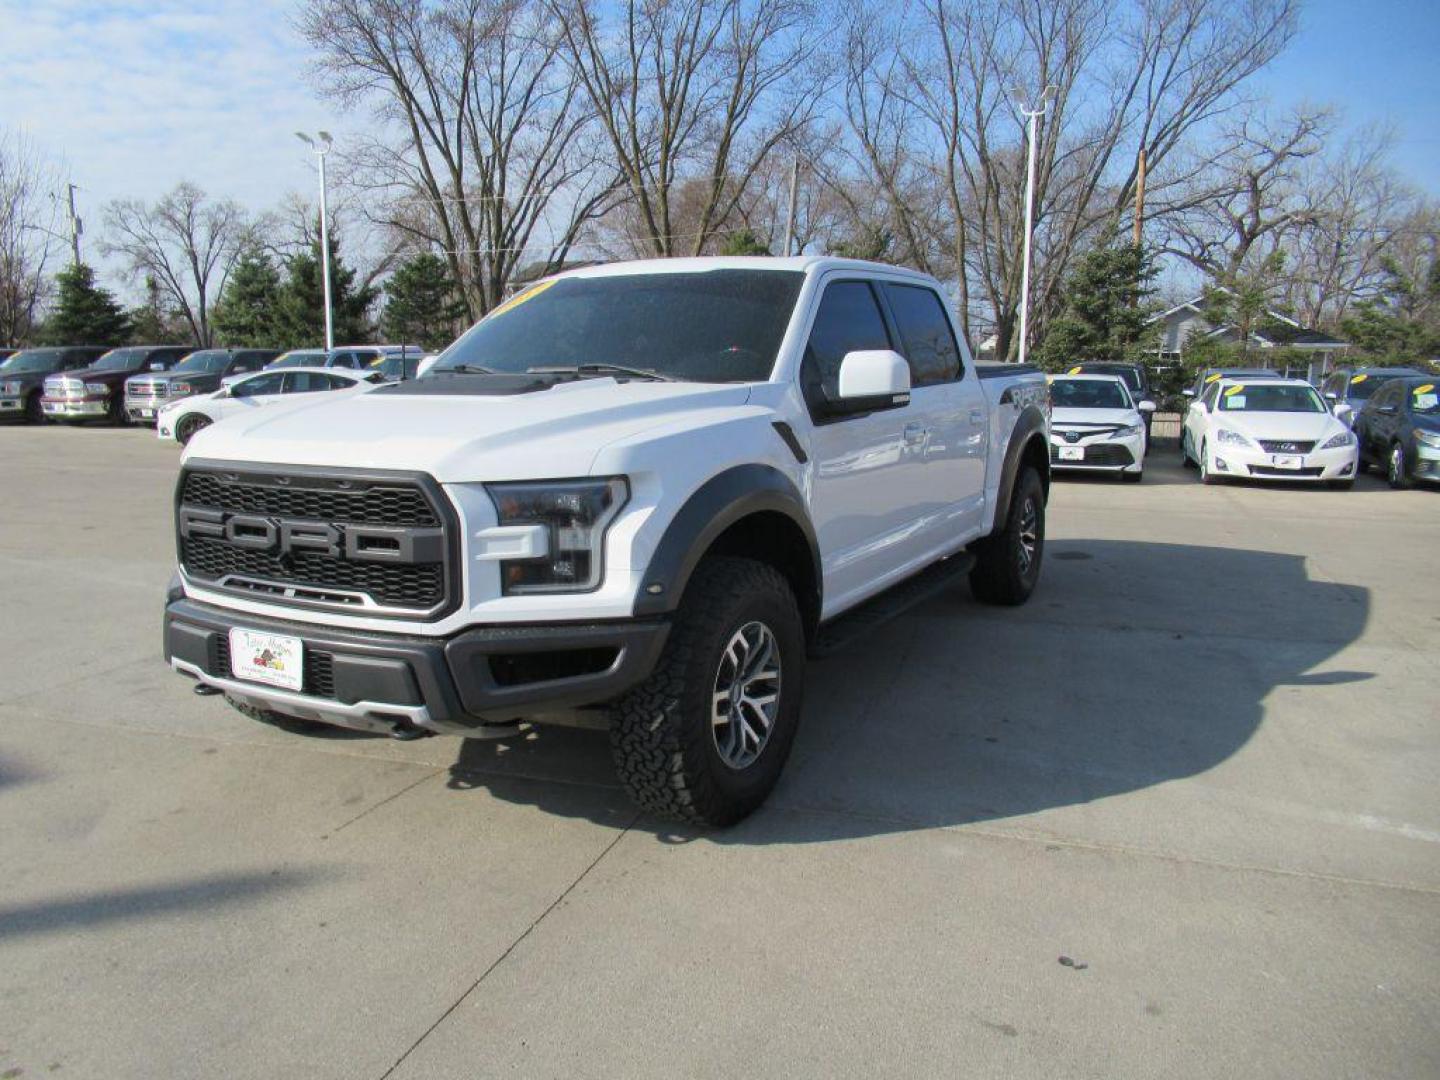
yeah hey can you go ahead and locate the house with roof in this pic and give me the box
[1151,294,1349,380]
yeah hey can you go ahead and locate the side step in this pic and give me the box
[809,551,976,659]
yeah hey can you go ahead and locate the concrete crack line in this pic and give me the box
[771,801,1440,897]
[327,769,446,836]
[378,815,640,1080]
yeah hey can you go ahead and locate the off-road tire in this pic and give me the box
[176,413,211,445]
[610,557,805,826]
[969,466,1045,606]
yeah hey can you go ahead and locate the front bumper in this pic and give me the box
[1049,433,1145,472]
[1207,440,1357,481]
[0,396,23,416]
[125,398,168,422]
[41,396,109,419]
[1414,442,1440,483]
[164,597,670,737]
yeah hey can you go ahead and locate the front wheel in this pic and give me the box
[175,413,211,445]
[1199,441,1221,485]
[24,391,45,424]
[1388,443,1413,489]
[610,557,805,826]
[969,466,1044,606]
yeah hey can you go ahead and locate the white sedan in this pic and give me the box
[157,366,382,445]
[1047,373,1154,482]
[1181,377,1359,489]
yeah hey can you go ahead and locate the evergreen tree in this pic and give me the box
[719,229,771,256]
[126,274,184,344]
[382,253,466,350]
[1035,241,1159,371]
[40,263,131,346]
[213,248,285,347]
[274,231,377,347]
[1340,257,1440,365]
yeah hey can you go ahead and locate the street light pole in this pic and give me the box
[1016,88,1054,365]
[296,131,335,352]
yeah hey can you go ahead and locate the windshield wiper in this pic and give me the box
[443,363,501,375]
[528,362,678,383]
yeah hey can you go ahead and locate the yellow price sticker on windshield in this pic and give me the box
[1068,366,1083,375]
[1415,383,1435,395]
[1350,373,1368,384]
[1224,384,1245,396]
[1205,373,1223,384]
[485,278,557,321]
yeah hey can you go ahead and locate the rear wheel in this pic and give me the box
[610,557,805,826]
[969,466,1045,606]
[1388,442,1413,489]
[1180,430,1195,467]
[175,413,211,445]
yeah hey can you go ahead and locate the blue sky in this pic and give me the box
[2,0,1437,294]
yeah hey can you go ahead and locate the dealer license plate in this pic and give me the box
[138,407,155,419]
[228,628,304,692]
[1058,446,1085,461]
[1269,455,1302,470]
[42,402,61,413]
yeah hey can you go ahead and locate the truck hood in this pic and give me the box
[184,377,756,482]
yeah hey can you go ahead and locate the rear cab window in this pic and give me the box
[883,283,961,386]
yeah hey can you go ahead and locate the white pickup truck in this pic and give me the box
[164,257,1050,824]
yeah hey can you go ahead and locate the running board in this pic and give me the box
[809,551,976,659]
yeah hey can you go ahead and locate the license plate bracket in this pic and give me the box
[228,628,304,692]
[1270,455,1302,470]
[1058,446,1085,461]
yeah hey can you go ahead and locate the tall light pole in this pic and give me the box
[296,131,335,351]
[1016,87,1054,365]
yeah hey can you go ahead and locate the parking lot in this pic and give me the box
[1,424,1436,1079]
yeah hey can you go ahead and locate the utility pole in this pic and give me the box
[783,157,800,257]
[1133,148,1147,248]
[65,183,82,265]
[296,132,335,352]
[1016,87,1055,365]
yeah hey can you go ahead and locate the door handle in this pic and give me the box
[969,409,985,424]
[903,421,927,445]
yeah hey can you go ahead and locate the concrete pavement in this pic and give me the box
[1,424,1436,1079]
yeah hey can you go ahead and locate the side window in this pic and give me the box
[802,281,892,410]
[1201,382,1220,411]
[232,372,286,398]
[284,372,339,393]
[883,284,962,386]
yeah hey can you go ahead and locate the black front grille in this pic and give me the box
[1051,443,1134,466]
[178,466,455,619]
[1248,465,1324,477]
[1258,440,1316,454]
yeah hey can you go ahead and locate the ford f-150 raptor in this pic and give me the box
[163,257,1050,824]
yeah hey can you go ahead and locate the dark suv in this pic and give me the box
[1,347,110,423]
[125,348,279,422]
[40,346,192,424]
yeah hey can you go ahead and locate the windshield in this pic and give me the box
[1050,377,1131,409]
[432,270,806,383]
[172,350,231,375]
[377,356,419,379]
[270,350,327,368]
[1409,382,1438,414]
[1346,373,1406,400]
[0,348,64,374]
[1219,383,1324,413]
[90,348,153,372]
[1071,364,1141,392]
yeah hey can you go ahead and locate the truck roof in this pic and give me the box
[558,255,939,285]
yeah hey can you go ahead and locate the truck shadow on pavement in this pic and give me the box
[447,539,1370,842]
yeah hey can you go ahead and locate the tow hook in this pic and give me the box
[389,719,434,741]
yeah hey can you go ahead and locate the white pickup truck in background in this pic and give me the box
[163,257,1050,825]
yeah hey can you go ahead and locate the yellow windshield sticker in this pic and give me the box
[1205,373,1222,384]
[486,278,557,321]
[1068,366,1083,375]
[1415,383,1435,395]
[1350,374,1367,384]
[1224,384,1245,396]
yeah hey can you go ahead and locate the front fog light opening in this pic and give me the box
[1214,456,1230,472]
[488,477,628,595]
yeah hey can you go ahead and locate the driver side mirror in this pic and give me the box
[825,350,911,416]
[1324,391,1338,401]
[1137,399,1156,413]
[1182,389,1196,398]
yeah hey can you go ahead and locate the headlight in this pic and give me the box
[1321,430,1355,450]
[1110,423,1143,439]
[84,382,109,396]
[487,478,628,595]
[1215,428,1252,448]
[1416,430,1440,448]
[1,381,18,395]
[171,381,193,394]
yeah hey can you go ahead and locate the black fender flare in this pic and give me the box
[991,404,1051,535]
[633,464,821,618]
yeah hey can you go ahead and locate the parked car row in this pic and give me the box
[0,343,434,430]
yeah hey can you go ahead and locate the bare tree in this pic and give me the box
[0,130,65,346]
[102,183,250,346]
[301,0,621,318]
[553,0,827,258]
[836,0,1299,357]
